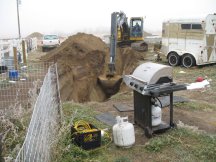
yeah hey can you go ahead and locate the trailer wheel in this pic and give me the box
[182,54,195,68]
[168,52,180,66]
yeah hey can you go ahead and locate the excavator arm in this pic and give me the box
[108,12,118,76]
[108,11,128,76]
[97,12,124,96]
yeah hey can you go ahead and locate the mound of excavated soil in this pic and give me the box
[41,33,143,102]
[26,32,43,39]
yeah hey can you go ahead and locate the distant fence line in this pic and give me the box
[0,38,37,70]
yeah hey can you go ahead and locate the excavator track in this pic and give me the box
[118,40,148,52]
[131,41,148,52]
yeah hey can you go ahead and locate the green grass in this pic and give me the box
[61,102,109,128]
[145,127,216,161]
[114,156,131,162]
[173,65,216,84]
[175,101,216,111]
[52,102,113,162]
[53,102,216,162]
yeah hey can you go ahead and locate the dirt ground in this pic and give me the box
[87,90,216,147]
[28,33,216,146]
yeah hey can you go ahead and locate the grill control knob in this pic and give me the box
[134,84,138,88]
[140,87,144,91]
[130,82,134,86]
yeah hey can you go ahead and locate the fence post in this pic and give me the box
[22,40,27,65]
[13,47,18,70]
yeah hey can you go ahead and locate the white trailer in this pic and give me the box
[161,14,216,67]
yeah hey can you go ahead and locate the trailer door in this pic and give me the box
[168,23,178,51]
[205,14,216,62]
[178,24,187,50]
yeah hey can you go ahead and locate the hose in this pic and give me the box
[155,97,163,108]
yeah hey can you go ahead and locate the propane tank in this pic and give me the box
[112,116,135,148]
[152,104,162,126]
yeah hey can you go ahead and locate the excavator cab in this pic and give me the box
[130,17,144,41]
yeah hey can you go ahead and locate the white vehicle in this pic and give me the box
[161,14,216,68]
[42,35,60,52]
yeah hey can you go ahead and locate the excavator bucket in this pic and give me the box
[98,75,122,96]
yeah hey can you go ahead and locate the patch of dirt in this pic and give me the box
[89,92,216,147]
[27,50,47,62]
[172,108,216,133]
[40,33,143,102]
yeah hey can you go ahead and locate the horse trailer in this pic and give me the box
[161,14,216,68]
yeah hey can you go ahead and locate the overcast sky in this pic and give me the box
[0,0,215,38]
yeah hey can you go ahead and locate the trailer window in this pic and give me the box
[192,24,202,29]
[181,24,191,29]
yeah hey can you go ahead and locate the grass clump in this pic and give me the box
[145,127,216,161]
[145,134,178,152]
[114,156,131,162]
[175,101,216,111]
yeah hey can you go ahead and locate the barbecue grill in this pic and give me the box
[123,62,187,137]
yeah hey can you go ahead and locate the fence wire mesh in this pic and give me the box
[0,62,61,162]
[15,64,61,162]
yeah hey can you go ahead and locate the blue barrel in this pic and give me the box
[9,70,19,80]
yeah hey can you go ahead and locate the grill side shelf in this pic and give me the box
[149,84,187,97]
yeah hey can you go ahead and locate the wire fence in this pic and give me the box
[0,62,61,162]
[14,64,61,162]
[0,62,51,110]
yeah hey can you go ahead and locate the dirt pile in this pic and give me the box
[41,33,143,102]
[26,32,43,39]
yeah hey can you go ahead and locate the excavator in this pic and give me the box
[116,11,148,51]
[98,11,147,96]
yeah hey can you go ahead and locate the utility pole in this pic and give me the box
[16,0,21,39]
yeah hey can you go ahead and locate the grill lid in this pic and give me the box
[123,62,173,95]
[132,62,172,84]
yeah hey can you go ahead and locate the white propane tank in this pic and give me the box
[112,116,135,148]
[152,105,162,126]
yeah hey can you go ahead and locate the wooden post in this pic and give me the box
[13,47,18,70]
[22,40,27,65]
